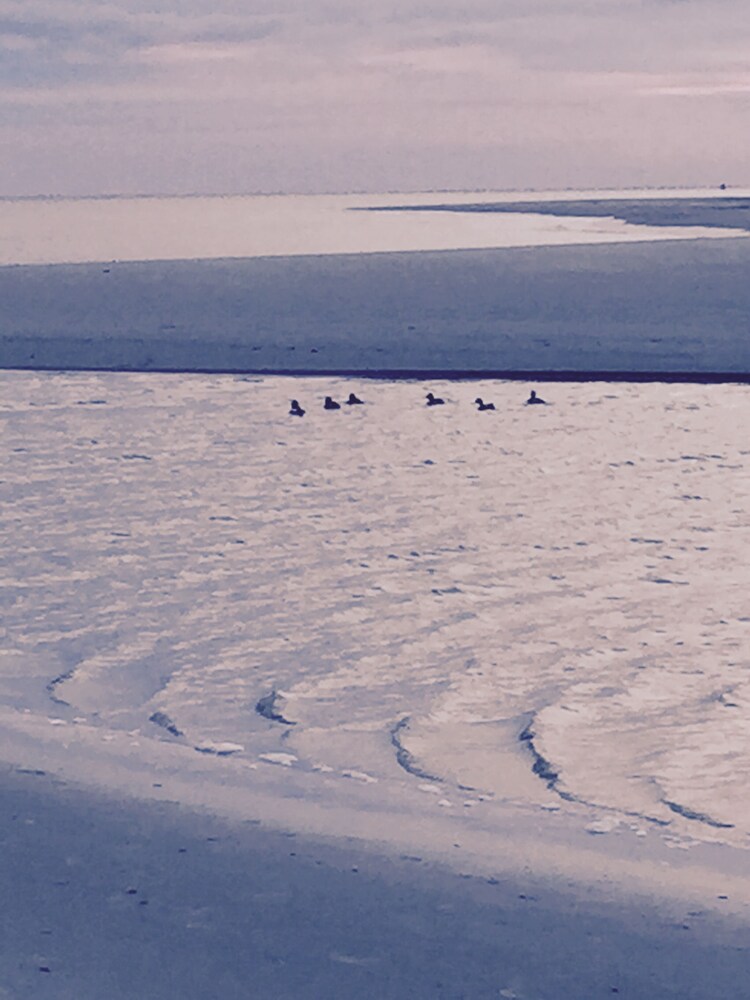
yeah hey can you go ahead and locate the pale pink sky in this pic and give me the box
[1,0,748,196]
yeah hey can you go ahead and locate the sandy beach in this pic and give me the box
[4,767,750,1000]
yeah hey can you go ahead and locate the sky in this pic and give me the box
[0,0,748,196]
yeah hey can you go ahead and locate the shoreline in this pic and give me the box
[2,694,750,919]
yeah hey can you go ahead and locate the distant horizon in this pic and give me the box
[0,182,747,203]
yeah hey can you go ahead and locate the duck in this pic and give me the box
[526,389,547,405]
[289,399,305,417]
[346,393,364,405]
[475,397,495,411]
[324,396,341,410]
[426,392,445,406]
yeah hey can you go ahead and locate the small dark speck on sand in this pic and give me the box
[718,894,729,900]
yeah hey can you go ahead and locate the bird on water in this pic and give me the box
[526,389,547,405]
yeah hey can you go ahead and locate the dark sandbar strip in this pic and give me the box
[356,195,750,234]
[7,365,750,383]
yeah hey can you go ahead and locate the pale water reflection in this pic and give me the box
[2,372,750,855]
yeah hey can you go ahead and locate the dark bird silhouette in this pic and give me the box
[324,396,341,410]
[346,393,364,405]
[526,389,547,405]
[426,392,445,406]
[475,397,495,411]
[289,399,305,417]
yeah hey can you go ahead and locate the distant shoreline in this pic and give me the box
[356,194,750,235]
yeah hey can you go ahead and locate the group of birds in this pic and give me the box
[289,389,547,416]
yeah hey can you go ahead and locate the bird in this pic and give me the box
[346,393,364,405]
[475,397,495,411]
[526,389,547,405]
[324,396,341,410]
[289,399,305,417]
[426,392,445,406]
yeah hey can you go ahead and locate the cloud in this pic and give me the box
[1,0,749,194]
[0,1,282,88]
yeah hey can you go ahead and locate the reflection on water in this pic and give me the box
[2,372,750,848]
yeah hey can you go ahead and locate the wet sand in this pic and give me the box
[3,767,749,1000]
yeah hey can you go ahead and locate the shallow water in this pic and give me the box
[2,372,750,849]
[0,189,746,266]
